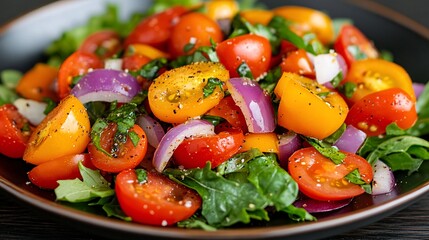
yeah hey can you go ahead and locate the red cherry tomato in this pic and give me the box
[345,88,417,136]
[173,129,244,169]
[205,95,248,133]
[115,169,201,226]
[28,154,95,189]
[79,30,122,59]
[88,123,148,173]
[280,49,315,78]
[0,104,31,158]
[57,51,103,99]
[288,147,373,201]
[216,34,271,79]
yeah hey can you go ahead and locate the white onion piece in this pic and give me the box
[314,51,341,85]
[152,119,215,172]
[333,125,367,153]
[413,82,425,99]
[372,160,395,195]
[104,58,123,70]
[13,98,47,125]
[137,115,165,148]
[70,69,141,104]
[278,132,301,168]
[227,78,275,133]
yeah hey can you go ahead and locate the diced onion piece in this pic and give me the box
[413,82,425,99]
[278,131,301,168]
[372,160,395,195]
[333,125,366,153]
[137,115,165,148]
[294,194,352,213]
[336,53,348,79]
[152,119,215,172]
[70,69,140,104]
[13,98,47,125]
[104,58,123,70]
[314,51,341,84]
[227,77,275,133]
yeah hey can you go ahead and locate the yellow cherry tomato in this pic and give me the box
[205,0,239,21]
[240,9,274,25]
[274,72,349,139]
[125,44,170,59]
[23,95,91,165]
[273,6,334,45]
[148,62,229,123]
[344,58,416,104]
[240,132,279,154]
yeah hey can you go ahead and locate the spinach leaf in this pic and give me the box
[302,136,346,164]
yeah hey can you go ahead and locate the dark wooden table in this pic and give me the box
[1,1,429,239]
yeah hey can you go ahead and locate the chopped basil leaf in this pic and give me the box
[237,62,254,79]
[90,119,111,156]
[43,97,57,115]
[128,130,140,147]
[259,66,282,94]
[0,85,18,105]
[183,43,196,53]
[135,168,148,184]
[71,75,83,87]
[317,92,330,98]
[347,45,367,60]
[303,136,346,164]
[203,77,224,98]
[201,115,224,126]
[330,71,343,88]
[338,82,357,98]
[1,70,22,89]
[134,58,168,81]
[324,123,346,144]
[345,169,372,194]
[100,197,132,221]
[379,50,394,62]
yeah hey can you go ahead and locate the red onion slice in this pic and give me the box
[152,119,215,172]
[137,115,165,148]
[333,125,367,153]
[278,131,301,169]
[70,69,141,104]
[227,78,275,133]
[372,160,395,195]
[413,82,425,99]
[293,194,352,213]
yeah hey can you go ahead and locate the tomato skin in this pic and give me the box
[205,96,248,133]
[79,30,122,59]
[15,63,58,102]
[28,153,95,189]
[288,147,373,201]
[345,88,417,136]
[216,34,271,79]
[205,0,239,21]
[334,25,378,67]
[115,169,201,226]
[88,124,147,173]
[122,55,151,71]
[240,132,278,154]
[344,58,415,104]
[0,104,31,158]
[280,49,315,78]
[173,129,244,169]
[57,51,103,99]
[23,95,91,165]
[240,9,274,26]
[124,6,188,50]
[169,12,223,58]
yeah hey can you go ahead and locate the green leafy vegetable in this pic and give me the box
[203,77,224,98]
[1,70,22,89]
[237,62,254,79]
[0,85,19,106]
[303,136,346,164]
[43,98,57,115]
[344,169,372,194]
[135,168,148,184]
[337,82,357,99]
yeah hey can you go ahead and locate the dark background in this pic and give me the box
[1,1,429,240]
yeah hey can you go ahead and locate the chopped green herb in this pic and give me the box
[338,82,357,98]
[237,62,254,79]
[43,97,57,115]
[345,169,372,194]
[303,136,346,164]
[203,77,224,98]
[135,168,148,184]
[1,70,22,89]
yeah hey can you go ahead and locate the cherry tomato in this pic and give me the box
[280,49,315,78]
[216,34,271,79]
[334,25,378,67]
[205,95,248,133]
[124,6,188,50]
[23,95,91,165]
[345,88,417,136]
[205,0,239,21]
[125,44,170,60]
[28,153,95,189]
[273,6,334,45]
[169,12,223,58]
[343,58,415,104]
[88,123,147,173]
[79,30,122,59]
[240,132,278,154]
[173,129,244,169]
[148,62,229,123]
[274,72,349,139]
[122,55,151,71]
[288,147,373,201]
[240,9,274,26]
[115,169,201,226]
[57,51,103,99]
[0,104,31,158]
[15,63,58,102]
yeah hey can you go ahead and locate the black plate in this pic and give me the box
[1,0,429,239]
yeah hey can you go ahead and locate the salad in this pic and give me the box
[1,0,429,230]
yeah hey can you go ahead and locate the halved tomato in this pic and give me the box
[0,104,31,158]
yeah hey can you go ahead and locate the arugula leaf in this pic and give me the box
[302,136,346,164]
[101,197,132,221]
[55,162,114,203]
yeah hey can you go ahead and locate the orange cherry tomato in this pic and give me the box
[240,132,279,154]
[205,95,248,133]
[240,9,274,25]
[79,30,122,59]
[125,44,170,60]
[273,6,334,45]
[343,58,415,104]
[169,12,223,57]
[205,0,239,21]
[115,169,201,226]
[334,25,378,67]
[23,95,91,165]
[57,51,103,99]
[280,49,315,78]
[148,62,229,123]
[28,153,95,189]
[88,123,147,173]
[15,63,58,102]
[274,72,349,139]
[345,88,417,136]
[288,147,373,201]
[0,104,31,158]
